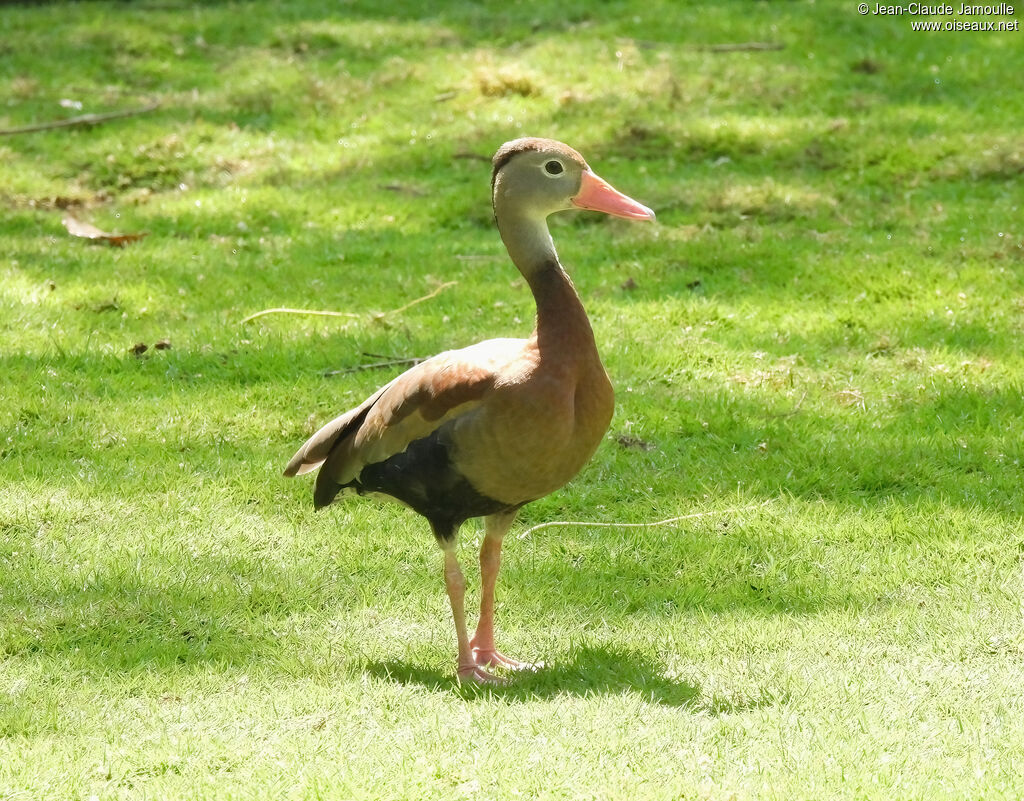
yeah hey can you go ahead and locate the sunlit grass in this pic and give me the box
[3,0,1024,799]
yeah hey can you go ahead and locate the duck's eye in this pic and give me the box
[544,160,564,176]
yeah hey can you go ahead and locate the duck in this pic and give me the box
[284,137,655,682]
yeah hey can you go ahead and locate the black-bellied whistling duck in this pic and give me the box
[284,137,654,682]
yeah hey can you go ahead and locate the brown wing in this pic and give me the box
[283,339,525,495]
[282,380,394,477]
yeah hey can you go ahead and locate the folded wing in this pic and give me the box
[283,340,526,507]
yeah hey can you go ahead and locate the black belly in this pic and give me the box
[339,425,519,541]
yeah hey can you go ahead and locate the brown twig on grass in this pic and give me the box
[699,42,784,52]
[239,280,458,325]
[323,357,425,376]
[0,102,161,136]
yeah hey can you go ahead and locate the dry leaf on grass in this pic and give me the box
[616,433,656,451]
[62,215,148,247]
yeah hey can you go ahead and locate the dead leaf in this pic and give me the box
[380,183,425,196]
[616,433,656,451]
[154,339,172,350]
[62,215,148,247]
[851,58,883,74]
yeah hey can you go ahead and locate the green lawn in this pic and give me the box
[3,1,1024,798]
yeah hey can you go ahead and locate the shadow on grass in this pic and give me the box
[364,645,783,713]
[364,647,778,717]
[363,644,703,707]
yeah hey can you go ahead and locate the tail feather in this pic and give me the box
[291,459,326,476]
[283,382,392,479]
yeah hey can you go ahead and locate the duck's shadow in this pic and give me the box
[363,644,702,707]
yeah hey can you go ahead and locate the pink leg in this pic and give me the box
[441,543,500,683]
[470,511,529,670]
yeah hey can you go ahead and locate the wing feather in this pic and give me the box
[282,380,394,477]
[284,340,525,495]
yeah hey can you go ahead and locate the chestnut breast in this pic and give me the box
[451,343,614,505]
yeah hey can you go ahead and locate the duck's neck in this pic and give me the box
[495,210,597,354]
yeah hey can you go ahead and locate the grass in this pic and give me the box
[2,0,1024,798]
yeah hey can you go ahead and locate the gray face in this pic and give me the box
[493,148,587,219]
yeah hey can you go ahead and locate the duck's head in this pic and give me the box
[492,137,655,222]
